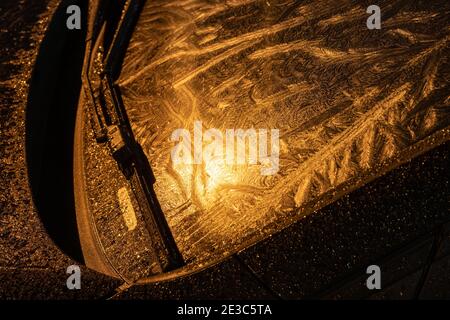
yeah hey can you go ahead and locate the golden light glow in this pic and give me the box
[173,155,242,207]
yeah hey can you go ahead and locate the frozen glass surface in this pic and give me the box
[118,0,450,263]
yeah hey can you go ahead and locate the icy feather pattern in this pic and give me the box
[118,0,450,263]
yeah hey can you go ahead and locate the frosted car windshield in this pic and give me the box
[116,0,450,265]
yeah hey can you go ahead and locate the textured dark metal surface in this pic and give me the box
[0,0,62,273]
[111,256,277,300]
[0,0,123,299]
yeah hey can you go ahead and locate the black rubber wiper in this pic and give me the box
[82,0,184,272]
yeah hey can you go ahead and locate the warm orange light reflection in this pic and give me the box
[173,156,242,207]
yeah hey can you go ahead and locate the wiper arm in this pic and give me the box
[82,0,184,272]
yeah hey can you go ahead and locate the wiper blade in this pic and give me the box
[82,0,184,272]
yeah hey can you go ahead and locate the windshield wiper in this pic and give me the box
[82,0,184,272]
